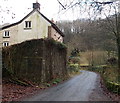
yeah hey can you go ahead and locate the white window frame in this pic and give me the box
[3,31,10,38]
[24,21,32,29]
[3,42,9,47]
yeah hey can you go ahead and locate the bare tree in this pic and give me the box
[106,12,120,71]
[96,2,120,72]
[57,0,120,72]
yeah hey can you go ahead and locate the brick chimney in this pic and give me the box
[33,0,40,11]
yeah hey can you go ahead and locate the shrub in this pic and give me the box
[88,65,120,95]
[107,57,117,65]
[106,81,120,95]
[69,57,80,64]
[52,78,62,83]
[46,83,51,87]
[68,64,79,73]
[71,48,80,57]
[45,38,67,50]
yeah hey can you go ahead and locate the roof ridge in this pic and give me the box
[1,9,36,30]
[0,9,64,37]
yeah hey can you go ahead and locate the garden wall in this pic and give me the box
[2,39,67,83]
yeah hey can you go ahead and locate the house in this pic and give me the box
[0,2,64,48]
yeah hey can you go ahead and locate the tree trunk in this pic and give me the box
[118,46,120,69]
[117,37,120,74]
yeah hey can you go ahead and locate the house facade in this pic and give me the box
[0,2,64,48]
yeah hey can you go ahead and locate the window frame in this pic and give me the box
[3,31,10,38]
[3,41,9,47]
[24,21,32,29]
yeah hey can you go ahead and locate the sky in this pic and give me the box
[0,0,119,25]
[0,0,62,24]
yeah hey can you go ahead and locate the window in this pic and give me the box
[3,42,9,47]
[25,21,32,29]
[3,31,10,38]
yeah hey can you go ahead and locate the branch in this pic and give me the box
[105,14,117,38]
[114,6,119,37]
[95,2,113,5]
[57,0,66,9]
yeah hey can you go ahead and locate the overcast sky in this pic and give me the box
[0,0,119,25]
[0,0,62,24]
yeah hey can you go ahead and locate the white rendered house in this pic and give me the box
[0,2,64,48]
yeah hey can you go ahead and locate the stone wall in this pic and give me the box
[2,39,67,84]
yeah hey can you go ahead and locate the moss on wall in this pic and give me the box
[2,38,67,84]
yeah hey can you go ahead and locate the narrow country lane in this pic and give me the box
[0,49,2,102]
[23,70,111,101]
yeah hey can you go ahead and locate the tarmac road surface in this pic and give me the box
[23,70,111,101]
[0,49,2,102]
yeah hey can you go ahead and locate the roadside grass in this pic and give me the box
[88,65,120,95]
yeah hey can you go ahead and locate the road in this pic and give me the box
[23,70,111,101]
[0,48,2,82]
[0,48,2,102]
[0,48,2,77]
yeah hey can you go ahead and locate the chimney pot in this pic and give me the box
[33,2,40,10]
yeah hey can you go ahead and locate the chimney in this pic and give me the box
[33,1,40,11]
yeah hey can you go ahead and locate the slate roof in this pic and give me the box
[0,9,64,37]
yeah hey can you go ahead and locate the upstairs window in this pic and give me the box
[3,31,10,38]
[25,21,32,29]
[3,42,9,47]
